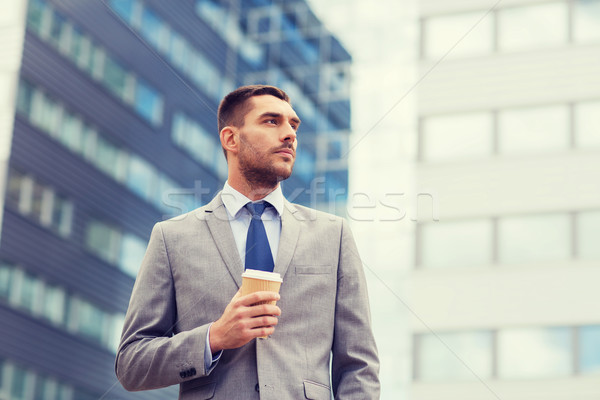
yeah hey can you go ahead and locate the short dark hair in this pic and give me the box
[217,85,290,134]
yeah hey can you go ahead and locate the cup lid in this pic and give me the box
[242,269,283,282]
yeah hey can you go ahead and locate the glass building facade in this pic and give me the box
[0,0,351,398]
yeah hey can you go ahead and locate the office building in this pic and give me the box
[411,1,600,399]
[0,0,351,398]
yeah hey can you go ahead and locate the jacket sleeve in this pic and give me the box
[114,222,211,391]
[331,219,381,399]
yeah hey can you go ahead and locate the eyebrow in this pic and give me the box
[259,112,301,127]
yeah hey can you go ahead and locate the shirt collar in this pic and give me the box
[221,181,284,218]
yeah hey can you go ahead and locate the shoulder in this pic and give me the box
[156,194,224,234]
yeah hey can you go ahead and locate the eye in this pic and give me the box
[265,119,277,125]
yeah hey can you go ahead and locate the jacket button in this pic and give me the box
[255,383,259,392]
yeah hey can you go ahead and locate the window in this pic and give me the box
[85,220,121,265]
[423,11,494,59]
[119,234,147,278]
[134,81,163,126]
[10,364,33,400]
[573,0,600,42]
[580,325,600,374]
[419,219,492,268]
[574,101,600,148]
[69,297,107,343]
[498,213,571,264]
[41,284,66,326]
[127,155,156,199]
[498,327,572,378]
[577,210,600,260]
[498,105,569,155]
[415,331,493,381]
[421,112,493,162]
[0,263,13,299]
[498,2,568,51]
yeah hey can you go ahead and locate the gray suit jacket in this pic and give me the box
[115,193,380,399]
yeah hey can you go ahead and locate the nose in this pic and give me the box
[282,124,297,143]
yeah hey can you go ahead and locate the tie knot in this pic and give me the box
[246,201,269,219]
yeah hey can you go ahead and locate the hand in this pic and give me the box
[209,289,281,353]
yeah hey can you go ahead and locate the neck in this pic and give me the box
[228,176,278,201]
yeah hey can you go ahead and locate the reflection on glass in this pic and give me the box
[498,213,570,264]
[580,325,600,373]
[498,2,568,51]
[498,105,569,155]
[423,11,493,59]
[415,331,493,381]
[575,101,600,148]
[574,0,600,42]
[577,210,600,260]
[498,327,572,378]
[421,112,493,162]
[420,219,492,268]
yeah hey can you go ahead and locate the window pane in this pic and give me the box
[27,0,46,34]
[420,219,492,268]
[94,136,121,179]
[498,3,568,51]
[575,101,600,148]
[578,210,600,260]
[140,8,162,47]
[415,331,493,381]
[59,111,83,153]
[498,213,570,264]
[74,298,105,343]
[421,112,493,162]
[127,155,156,199]
[119,234,147,277]
[19,272,39,313]
[423,11,494,59]
[574,0,600,42]
[42,285,65,326]
[86,220,119,264]
[103,56,128,100]
[498,105,569,154]
[0,263,13,299]
[109,0,135,23]
[135,82,163,125]
[580,325,600,373]
[498,327,572,378]
[11,365,30,399]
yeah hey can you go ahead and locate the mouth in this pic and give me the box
[275,147,295,159]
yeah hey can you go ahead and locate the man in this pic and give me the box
[115,85,380,399]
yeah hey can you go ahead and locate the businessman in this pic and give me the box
[115,85,380,399]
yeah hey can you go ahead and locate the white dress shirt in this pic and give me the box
[204,182,284,372]
[220,181,284,266]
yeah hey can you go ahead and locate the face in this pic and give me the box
[235,95,300,188]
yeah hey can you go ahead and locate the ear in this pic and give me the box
[220,126,239,156]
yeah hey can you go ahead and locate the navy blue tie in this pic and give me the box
[245,202,274,272]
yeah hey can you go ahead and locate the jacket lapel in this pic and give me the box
[274,200,301,279]
[203,193,244,288]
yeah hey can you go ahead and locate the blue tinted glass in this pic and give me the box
[140,8,162,46]
[135,82,163,125]
[580,325,600,373]
[109,0,134,22]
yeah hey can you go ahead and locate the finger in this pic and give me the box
[239,291,280,306]
[249,315,279,329]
